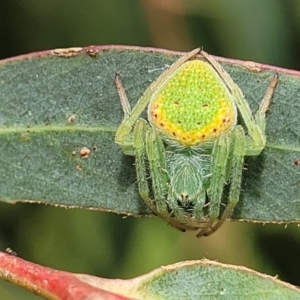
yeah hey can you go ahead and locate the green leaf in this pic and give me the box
[1,252,299,300]
[117,260,300,300]
[0,46,300,223]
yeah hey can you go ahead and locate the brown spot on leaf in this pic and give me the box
[80,147,90,158]
[243,61,262,72]
[52,47,82,57]
[5,248,17,256]
[86,47,99,57]
[68,114,76,123]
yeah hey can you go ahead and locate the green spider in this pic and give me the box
[115,48,278,237]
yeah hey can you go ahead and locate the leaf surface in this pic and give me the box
[0,46,300,222]
[0,252,299,300]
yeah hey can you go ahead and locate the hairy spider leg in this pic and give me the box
[197,125,245,237]
[200,50,278,156]
[115,48,202,155]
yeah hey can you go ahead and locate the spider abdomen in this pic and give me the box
[148,60,237,146]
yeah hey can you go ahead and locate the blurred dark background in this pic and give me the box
[1,1,300,298]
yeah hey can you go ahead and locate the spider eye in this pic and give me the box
[181,193,189,201]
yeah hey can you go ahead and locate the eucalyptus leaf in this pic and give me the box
[113,260,300,300]
[0,46,300,223]
[1,252,299,300]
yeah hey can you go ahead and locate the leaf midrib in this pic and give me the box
[0,126,117,134]
[1,126,299,153]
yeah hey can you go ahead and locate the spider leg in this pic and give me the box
[115,48,202,155]
[200,125,245,237]
[115,72,131,118]
[252,74,278,139]
[144,123,172,220]
[196,134,230,237]
[134,119,180,231]
[199,50,278,156]
[133,119,154,209]
[145,126,200,232]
